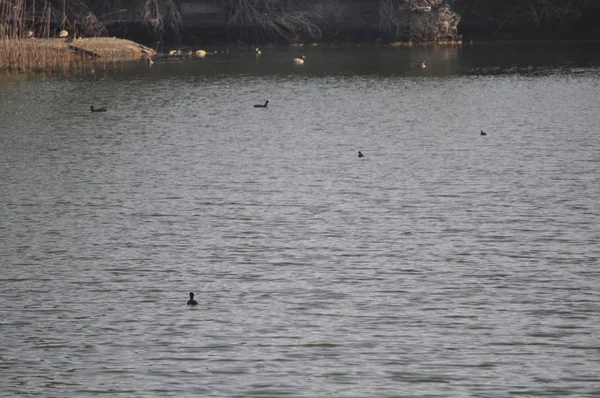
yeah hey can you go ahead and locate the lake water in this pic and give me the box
[1,42,599,397]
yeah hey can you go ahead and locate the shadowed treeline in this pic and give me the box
[1,0,459,44]
[452,0,600,41]
[1,0,599,45]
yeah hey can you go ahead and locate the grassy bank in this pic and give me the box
[0,37,155,74]
[1,38,80,74]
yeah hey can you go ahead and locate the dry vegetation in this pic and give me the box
[0,0,181,38]
[1,0,158,73]
[1,38,79,73]
[0,37,154,74]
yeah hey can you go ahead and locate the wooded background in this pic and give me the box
[2,0,599,44]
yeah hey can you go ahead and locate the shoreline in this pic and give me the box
[0,37,155,74]
[2,36,599,76]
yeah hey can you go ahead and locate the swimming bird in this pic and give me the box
[59,30,69,39]
[480,130,488,136]
[293,56,306,65]
[255,48,261,55]
[358,151,365,158]
[254,100,269,108]
[195,49,207,58]
[187,292,198,306]
[420,61,427,69]
[147,57,154,66]
[90,106,107,112]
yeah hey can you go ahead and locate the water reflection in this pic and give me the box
[60,41,600,80]
[2,41,597,82]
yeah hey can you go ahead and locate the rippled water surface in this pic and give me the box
[1,43,600,397]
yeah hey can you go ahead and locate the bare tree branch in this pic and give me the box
[218,0,323,42]
[379,0,459,41]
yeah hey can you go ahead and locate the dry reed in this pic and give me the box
[0,37,86,73]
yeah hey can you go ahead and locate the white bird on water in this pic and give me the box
[293,55,306,65]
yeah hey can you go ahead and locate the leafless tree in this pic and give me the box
[217,0,323,42]
[379,0,459,41]
[526,0,580,26]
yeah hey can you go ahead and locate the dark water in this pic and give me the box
[1,43,599,397]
